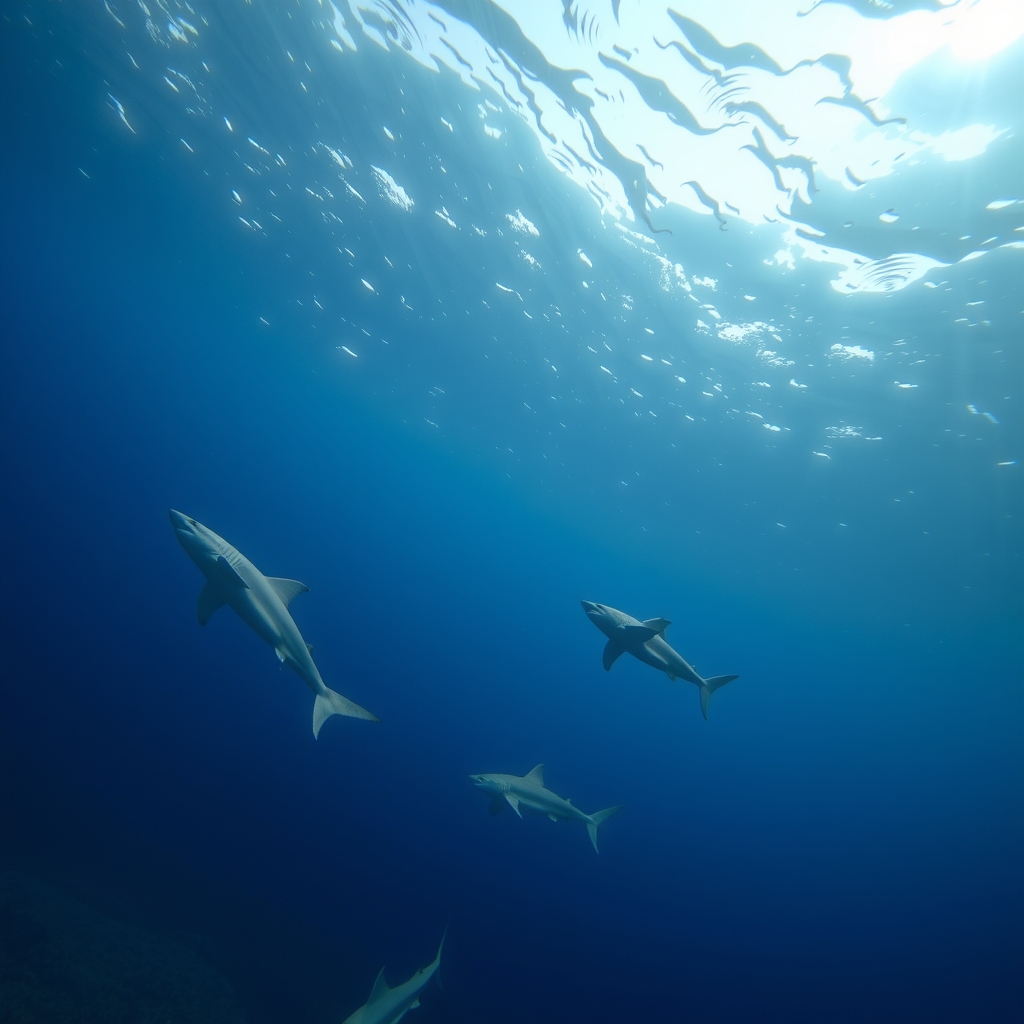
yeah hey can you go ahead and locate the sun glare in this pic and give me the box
[947,0,1024,61]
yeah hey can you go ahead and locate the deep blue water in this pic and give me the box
[1,2,1021,1022]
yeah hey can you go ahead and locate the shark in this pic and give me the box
[470,765,621,853]
[343,932,445,1024]
[169,510,379,737]
[581,600,738,720]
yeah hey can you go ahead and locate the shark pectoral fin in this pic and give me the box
[523,764,545,787]
[215,555,249,588]
[312,686,381,738]
[367,967,390,1004]
[275,647,287,664]
[196,582,226,626]
[549,814,558,822]
[602,640,625,671]
[505,793,522,817]
[622,624,658,643]
[268,576,309,607]
[642,617,671,636]
[489,797,505,816]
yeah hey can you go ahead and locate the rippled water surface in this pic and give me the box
[1,2,1021,1022]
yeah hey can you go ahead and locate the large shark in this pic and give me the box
[581,600,738,720]
[343,933,445,1024]
[470,765,621,853]
[169,510,379,737]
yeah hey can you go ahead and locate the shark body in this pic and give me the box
[581,600,738,719]
[343,934,444,1024]
[169,510,379,736]
[470,765,621,853]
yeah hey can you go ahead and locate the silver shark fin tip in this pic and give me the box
[312,686,381,738]
[586,805,622,853]
[699,674,739,720]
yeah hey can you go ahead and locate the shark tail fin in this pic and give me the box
[586,805,622,854]
[312,686,381,738]
[699,675,739,720]
[433,925,447,990]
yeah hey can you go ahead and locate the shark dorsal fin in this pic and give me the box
[268,577,309,607]
[196,582,226,626]
[622,624,657,643]
[216,555,249,588]
[642,617,671,636]
[367,967,390,1004]
[523,764,545,787]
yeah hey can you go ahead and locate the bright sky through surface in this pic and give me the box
[304,0,1024,301]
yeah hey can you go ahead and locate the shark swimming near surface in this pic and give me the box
[470,765,621,853]
[342,932,445,1024]
[169,510,380,737]
[581,600,738,719]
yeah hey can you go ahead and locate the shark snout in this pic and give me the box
[168,509,195,534]
[580,600,599,614]
[169,511,207,557]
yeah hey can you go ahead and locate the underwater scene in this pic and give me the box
[1,1,1021,1021]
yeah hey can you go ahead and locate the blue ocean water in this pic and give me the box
[1,2,1021,1022]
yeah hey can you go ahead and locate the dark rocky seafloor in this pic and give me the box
[0,871,246,1023]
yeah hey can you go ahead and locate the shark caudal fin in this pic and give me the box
[312,686,381,738]
[586,806,622,854]
[698,675,739,720]
[432,927,447,990]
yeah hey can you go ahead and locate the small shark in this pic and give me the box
[169,510,379,737]
[343,932,445,1024]
[470,765,621,853]
[581,600,738,720]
